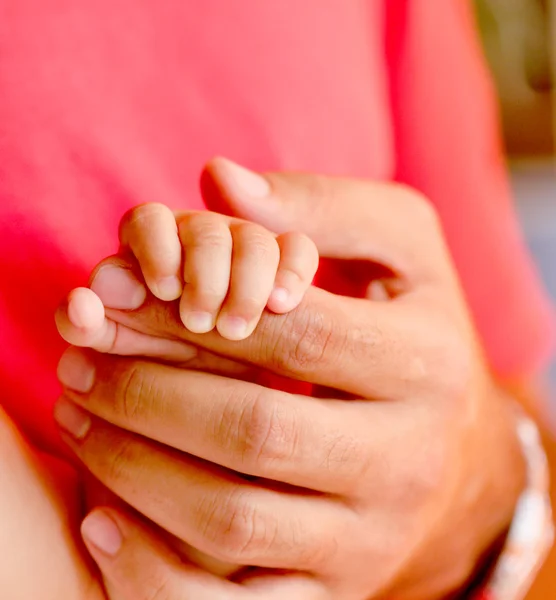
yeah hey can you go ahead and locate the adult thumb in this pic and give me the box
[200,157,447,281]
[200,157,312,233]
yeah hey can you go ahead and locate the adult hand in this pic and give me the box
[55,160,525,599]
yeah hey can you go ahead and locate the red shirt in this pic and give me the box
[0,0,553,452]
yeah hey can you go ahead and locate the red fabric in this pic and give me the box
[0,1,552,452]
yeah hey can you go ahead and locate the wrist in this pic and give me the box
[389,383,527,600]
[476,401,554,599]
[468,385,528,562]
[446,384,527,598]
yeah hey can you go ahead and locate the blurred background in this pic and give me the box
[474,0,556,385]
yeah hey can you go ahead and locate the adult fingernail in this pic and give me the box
[217,316,249,340]
[54,397,91,439]
[219,159,271,198]
[182,311,214,333]
[91,265,147,310]
[156,276,182,300]
[82,511,123,556]
[57,347,96,393]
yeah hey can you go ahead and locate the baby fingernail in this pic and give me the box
[156,276,182,300]
[271,287,289,305]
[182,311,214,333]
[54,397,91,440]
[82,511,123,556]
[67,288,105,329]
[217,316,249,340]
[91,265,146,310]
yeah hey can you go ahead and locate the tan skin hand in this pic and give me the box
[53,160,529,600]
[56,202,319,581]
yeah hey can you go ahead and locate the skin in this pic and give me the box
[52,159,536,599]
[0,161,318,599]
[59,204,319,345]
[0,407,104,600]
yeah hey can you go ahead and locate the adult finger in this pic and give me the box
[55,402,349,570]
[57,349,435,496]
[201,158,454,286]
[83,508,330,600]
[119,203,183,301]
[102,286,462,401]
[57,279,254,377]
[83,256,466,401]
[55,289,198,363]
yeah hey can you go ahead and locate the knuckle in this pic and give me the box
[198,489,273,561]
[113,362,155,423]
[232,223,279,262]
[182,213,232,248]
[102,436,138,487]
[322,433,369,482]
[303,173,334,205]
[139,570,174,600]
[267,304,341,375]
[237,391,300,469]
[124,203,170,234]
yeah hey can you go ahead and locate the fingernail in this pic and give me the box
[54,397,91,439]
[156,276,182,301]
[182,311,214,334]
[217,316,249,340]
[271,287,289,306]
[57,347,96,393]
[82,511,123,556]
[91,265,147,310]
[220,159,270,199]
[67,288,105,329]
